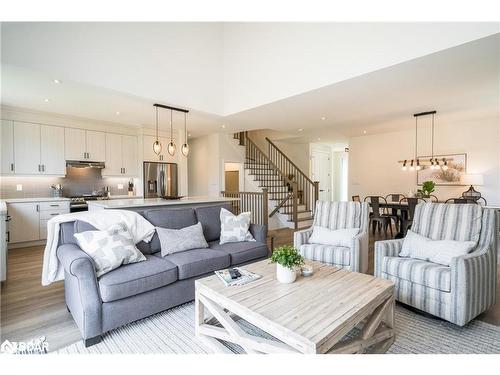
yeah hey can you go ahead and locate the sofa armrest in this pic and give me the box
[249,223,267,244]
[294,227,313,249]
[350,231,369,273]
[374,239,404,277]
[57,243,103,339]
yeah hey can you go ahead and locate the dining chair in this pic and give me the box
[399,197,426,236]
[445,198,478,204]
[367,196,399,238]
[352,195,361,202]
[385,193,406,217]
[428,195,439,202]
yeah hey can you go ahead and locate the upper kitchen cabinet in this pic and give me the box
[40,125,66,175]
[86,130,106,162]
[1,120,15,174]
[143,135,177,163]
[13,121,41,174]
[65,128,105,162]
[11,121,65,176]
[103,133,138,177]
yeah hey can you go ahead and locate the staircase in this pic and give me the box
[234,132,319,229]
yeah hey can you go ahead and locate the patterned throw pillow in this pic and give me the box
[74,222,146,277]
[219,208,255,244]
[156,222,209,257]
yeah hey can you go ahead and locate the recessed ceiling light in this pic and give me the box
[221,124,226,129]
[43,98,50,103]
[321,116,327,121]
[188,133,191,137]
[298,128,304,132]
[363,130,367,134]
[317,137,321,141]
[53,79,61,84]
[115,111,120,115]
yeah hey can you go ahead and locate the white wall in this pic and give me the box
[348,109,500,205]
[188,132,247,196]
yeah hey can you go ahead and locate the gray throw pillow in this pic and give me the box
[74,222,146,277]
[157,222,209,257]
[219,208,255,244]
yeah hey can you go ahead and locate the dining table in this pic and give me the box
[368,200,409,239]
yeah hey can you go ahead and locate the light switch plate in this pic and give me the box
[16,184,23,191]
[117,184,124,190]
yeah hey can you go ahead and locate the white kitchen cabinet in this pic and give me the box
[1,120,15,174]
[64,127,86,160]
[143,135,176,163]
[86,130,106,162]
[8,202,40,243]
[103,133,138,177]
[122,134,138,176]
[13,121,41,175]
[41,125,66,175]
[65,128,106,162]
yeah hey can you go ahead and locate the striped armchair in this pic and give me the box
[375,203,497,326]
[294,201,370,273]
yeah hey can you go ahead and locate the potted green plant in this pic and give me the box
[270,245,304,284]
[418,180,435,198]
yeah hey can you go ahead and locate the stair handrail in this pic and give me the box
[265,137,319,215]
[245,135,299,229]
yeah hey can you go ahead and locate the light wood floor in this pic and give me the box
[1,229,499,352]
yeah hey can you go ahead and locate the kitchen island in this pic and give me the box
[87,196,238,211]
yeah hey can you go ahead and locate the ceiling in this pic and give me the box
[1,23,499,140]
[226,33,500,145]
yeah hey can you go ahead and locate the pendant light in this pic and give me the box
[167,109,176,156]
[152,106,162,155]
[181,112,189,157]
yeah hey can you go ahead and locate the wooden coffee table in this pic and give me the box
[195,259,395,354]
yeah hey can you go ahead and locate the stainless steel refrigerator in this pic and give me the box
[143,162,178,198]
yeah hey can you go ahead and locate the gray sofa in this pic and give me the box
[56,203,269,347]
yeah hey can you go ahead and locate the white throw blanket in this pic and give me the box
[42,210,155,286]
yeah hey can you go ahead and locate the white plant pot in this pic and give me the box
[276,263,297,284]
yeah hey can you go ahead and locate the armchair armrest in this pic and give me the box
[56,243,102,339]
[374,239,404,277]
[450,243,497,325]
[351,230,369,273]
[294,227,313,249]
[249,223,267,245]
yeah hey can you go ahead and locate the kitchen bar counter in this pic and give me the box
[2,197,70,204]
[87,196,238,210]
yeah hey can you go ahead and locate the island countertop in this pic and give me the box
[87,196,238,210]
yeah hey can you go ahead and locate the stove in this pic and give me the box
[68,194,109,212]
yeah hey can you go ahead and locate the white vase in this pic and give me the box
[276,263,297,284]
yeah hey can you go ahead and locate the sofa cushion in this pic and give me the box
[299,244,351,266]
[98,255,178,302]
[142,208,198,254]
[195,203,232,242]
[209,241,268,265]
[382,256,451,292]
[160,248,230,280]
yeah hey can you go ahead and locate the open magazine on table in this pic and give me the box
[215,267,261,286]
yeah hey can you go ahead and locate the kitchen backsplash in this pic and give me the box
[0,167,135,198]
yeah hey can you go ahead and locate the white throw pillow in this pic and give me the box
[308,226,360,247]
[74,222,146,277]
[400,230,475,266]
[156,222,209,257]
[219,208,255,244]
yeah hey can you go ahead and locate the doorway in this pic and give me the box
[224,162,243,192]
[310,146,332,201]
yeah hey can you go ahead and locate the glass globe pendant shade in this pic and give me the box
[153,140,162,155]
[167,141,176,156]
[181,143,190,157]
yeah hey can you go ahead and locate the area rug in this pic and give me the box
[57,302,500,354]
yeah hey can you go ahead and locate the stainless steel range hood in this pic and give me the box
[66,160,105,169]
